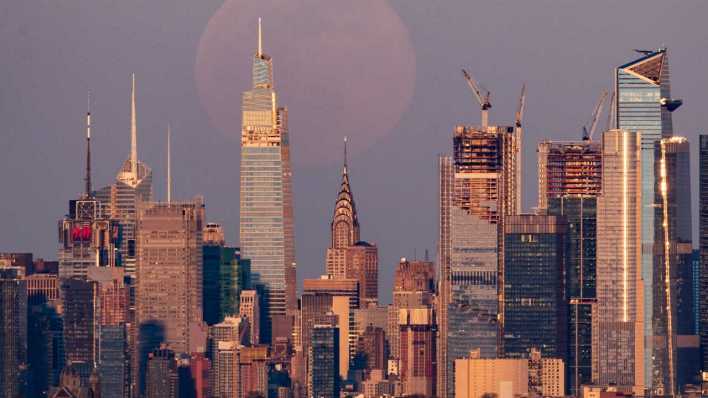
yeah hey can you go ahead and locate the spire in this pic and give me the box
[130,73,138,179]
[85,91,92,197]
[343,136,348,173]
[167,124,172,204]
[330,137,359,248]
[257,17,263,58]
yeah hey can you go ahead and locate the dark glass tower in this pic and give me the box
[0,268,28,398]
[539,139,602,396]
[699,135,708,381]
[309,325,340,398]
[503,215,567,359]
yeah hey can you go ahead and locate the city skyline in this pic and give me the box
[2,1,708,307]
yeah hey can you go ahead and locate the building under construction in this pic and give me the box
[537,140,602,211]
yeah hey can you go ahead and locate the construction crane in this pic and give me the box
[461,69,492,129]
[515,83,527,128]
[582,89,608,141]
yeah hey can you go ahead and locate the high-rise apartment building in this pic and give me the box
[700,135,708,380]
[503,214,567,359]
[136,199,204,392]
[615,49,681,388]
[593,129,644,392]
[0,268,28,398]
[239,19,296,342]
[538,139,602,395]
[438,123,520,397]
[95,74,153,277]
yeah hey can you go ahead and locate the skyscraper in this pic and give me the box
[438,123,520,397]
[503,215,567,359]
[700,134,708,380]
[0,268,28,398]
[615,49,681,388]
[203,225,251,326]
[653,136,693,395]
[325,139,379,306]
[61,277,99,366]
[593,129,643,392]
[390,258,435,360]
[538,140,602,395]
[239,19,296,342]
[95,74,153,277]
[309,324,340,398]
[58,104,120,278]
[136,199,204,392]
[399,307,437,397]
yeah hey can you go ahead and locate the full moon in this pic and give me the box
[195,0,416,167]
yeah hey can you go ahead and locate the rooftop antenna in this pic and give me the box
[343,136,348,172]
[167,124,172,204]
[130,73,138,179]
[85,91,92,197]
[257,17,263,58]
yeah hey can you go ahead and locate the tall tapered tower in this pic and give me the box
[95,74,153,278]
[239,18,296,342]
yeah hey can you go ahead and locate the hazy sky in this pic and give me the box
[2,1,708,303]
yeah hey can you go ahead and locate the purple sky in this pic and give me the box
[2,1,708,303]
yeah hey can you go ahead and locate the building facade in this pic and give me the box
[399,307,436,397]
[593,129,644,392]
[700,135,708,382]
[0,268,28,398]
[309,325,340,398]
[616,49,680,389]
[136,200,204,392]
[438,123,520,397]
[503,215,567,359]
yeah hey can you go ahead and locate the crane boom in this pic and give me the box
[588,89,608,140]
[582,89,608,140]
[461,68,492,128]
[515,83,527,128]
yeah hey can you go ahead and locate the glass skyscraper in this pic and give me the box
[700,135,708,379]
[615,49,679,390]
[503,214,567,359]
[239,19,296,343]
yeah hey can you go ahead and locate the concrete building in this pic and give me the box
[389,258,435,359]
[399,307,436,397]
[145,346,178,398]
[239,290,260,345]
[136,199,204,392]
[593,129,644,392]
[455,357,528,398]
[239,19,297,342]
